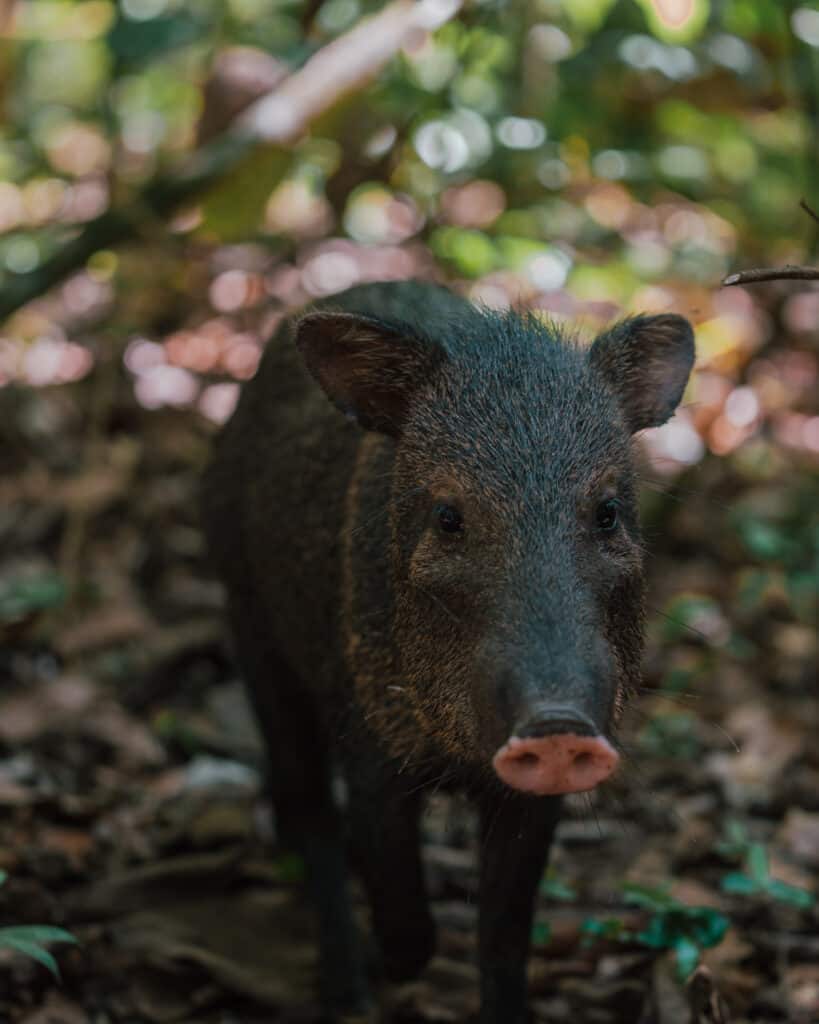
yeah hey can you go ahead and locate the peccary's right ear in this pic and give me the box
[589,314,695,433]
[295,312,444,436]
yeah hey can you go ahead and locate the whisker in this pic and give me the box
[637,476,734,514]
[647,603,709,642]
[633,688,738,750]
[635,686,701,702]
[704,718,741,753]
[585,793,603,840]
[348,484,426,538]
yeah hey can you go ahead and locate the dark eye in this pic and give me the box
[595,498,619,533]
[436,504,464,535]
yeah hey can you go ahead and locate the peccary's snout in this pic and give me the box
[492,707,619,796]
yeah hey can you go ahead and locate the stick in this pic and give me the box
[799,198,819,225]
[722,265,819,286]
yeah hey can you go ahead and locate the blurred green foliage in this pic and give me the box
[717,821,816,909]
[1,0,818,283]
[582,881,730,980]
[0,572,66,623]
[0,873,77,979]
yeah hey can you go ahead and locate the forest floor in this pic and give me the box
[0,378,817,1024]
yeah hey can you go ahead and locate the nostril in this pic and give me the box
[517,752,539,767]
[573,751,593,770]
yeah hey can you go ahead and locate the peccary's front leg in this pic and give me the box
[346,761,435,985]
[227,602,370,1018]
[476,792,562,1024]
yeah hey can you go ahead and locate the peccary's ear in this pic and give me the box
[295,311,444,436]
[589,314,695,433]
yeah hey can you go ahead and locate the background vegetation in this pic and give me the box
[0,1,817,1021]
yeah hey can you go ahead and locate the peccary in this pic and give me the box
[201,280,694,1023]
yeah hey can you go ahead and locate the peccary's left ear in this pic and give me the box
[589,314,695,433]
[295,311,445,436]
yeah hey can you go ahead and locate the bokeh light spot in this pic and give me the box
[134,365,199,409]
[302,251,360,296]
[724,387,760,429]
[792,7,819,47]
[496,118,545,150]
[199,382,240,424]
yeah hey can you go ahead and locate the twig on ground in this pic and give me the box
[687,965,731,1023]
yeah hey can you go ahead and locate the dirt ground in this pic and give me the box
[0,373,817,1024]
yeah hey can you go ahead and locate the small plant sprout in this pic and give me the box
[582,882,729,981]
[0,873,78,979]
[539,870,577,902]
[719,834,815,910]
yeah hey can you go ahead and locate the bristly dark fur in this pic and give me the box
[200,279,694,1022]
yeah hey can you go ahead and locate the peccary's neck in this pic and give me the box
[340,433,443,777]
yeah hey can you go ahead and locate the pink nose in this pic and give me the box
[492,732,619,795]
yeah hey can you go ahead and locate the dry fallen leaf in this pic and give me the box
[19,992,89,1024]
[54,601,155,658]
[687,964,731,1023]
[784,964,819,1020]
[779,809,819,869]
[707,707,804,807]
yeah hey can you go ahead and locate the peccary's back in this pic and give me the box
[201,280,473,695]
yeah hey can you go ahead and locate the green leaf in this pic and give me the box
[0,870,6,886]
[715,819,751,860]
[635,914,674,950]
[0,937,59,978]
[581,916,626,942]
[0,573,66,622]
[531,921,551,945]
[720,871,759,895]
[622,882,674,911]
[688,909,729,949]
[739,519,789,561]
[765,880,815,909]
[673,935,701,980]
[0,925,77,979]
[746,843,770,884]
[540,873,576,901]
[0,926,77,945]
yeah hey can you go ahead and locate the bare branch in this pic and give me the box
[800,198,819,225]
[242,0,462,143]
[722,265,819,286]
